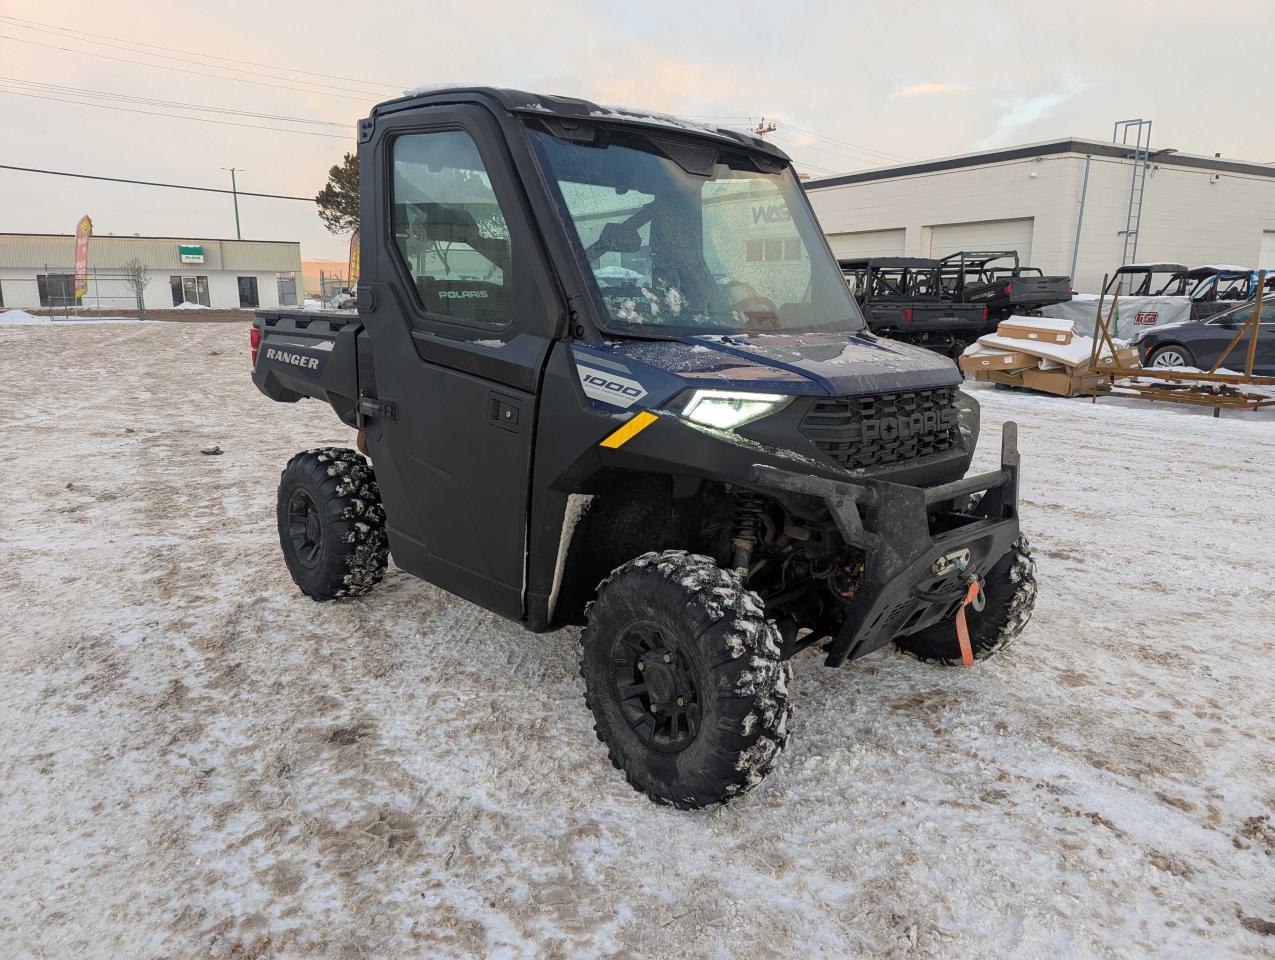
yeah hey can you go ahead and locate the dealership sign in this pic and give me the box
[73,214,92,298]
[179,244,205,264]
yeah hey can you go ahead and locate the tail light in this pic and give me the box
[902,307,913,323]
[1004,283,1013,295]
[981,307,988,321]
[249,325,261,367]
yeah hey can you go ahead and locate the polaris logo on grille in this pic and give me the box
[861,407,957,441]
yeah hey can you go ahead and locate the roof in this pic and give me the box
[1117,262,1190,273]
[838,257,938,269]
[803,138,1275,190]
[376,86,790,162]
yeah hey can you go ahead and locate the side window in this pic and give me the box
[391,130,512,326]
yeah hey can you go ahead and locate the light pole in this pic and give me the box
[222,167,242,239]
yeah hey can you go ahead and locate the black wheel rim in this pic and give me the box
[287,488,323,569]
[612,620,701,753]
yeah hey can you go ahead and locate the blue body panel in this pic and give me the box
[570,330,960,412]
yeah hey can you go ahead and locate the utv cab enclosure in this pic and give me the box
[252,86,1036,809]
[937,250,1071,320]
[839,257,991,356]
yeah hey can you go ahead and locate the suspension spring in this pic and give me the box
[730,493,766,575]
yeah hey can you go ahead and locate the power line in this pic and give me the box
[0,163,317,201]
[0,77,352,127]
[0,34,374,102]
[0,87,353,139]
[0,14,408,90]
[780,122,912,162]
[768,133,888,170]
[0,18,391,97]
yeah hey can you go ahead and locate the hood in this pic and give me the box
[575,330,959,409]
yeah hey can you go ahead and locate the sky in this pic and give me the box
[1,0,1271,261]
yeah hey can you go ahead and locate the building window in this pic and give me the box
[276,272,298,306]
[37,274,81,307]
[237,276,259,308]
[744,238,803,263]
[169,275,210,307]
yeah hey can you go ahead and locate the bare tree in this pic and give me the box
[123,258,152,319]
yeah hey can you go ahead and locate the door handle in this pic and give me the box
[488,392,521,434]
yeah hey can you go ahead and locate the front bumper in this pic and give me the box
[751,422,1022,666]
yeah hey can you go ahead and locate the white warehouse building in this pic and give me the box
[802,138,1275,294]
[0,233,303,312]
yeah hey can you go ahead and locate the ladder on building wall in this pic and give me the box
[1113,119,1152,266]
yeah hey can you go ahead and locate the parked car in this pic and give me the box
[1136,296,1275,373]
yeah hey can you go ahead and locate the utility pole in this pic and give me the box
[222,167,242,239]
[752,117,777,139]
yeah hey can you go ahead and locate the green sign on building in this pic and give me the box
[179,244,204,264]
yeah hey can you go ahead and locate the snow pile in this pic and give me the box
[173,302,210,310]
[0,309,47,325]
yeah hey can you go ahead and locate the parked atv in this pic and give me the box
[251,86,1036,808]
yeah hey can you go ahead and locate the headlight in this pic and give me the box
[680,390,792,430]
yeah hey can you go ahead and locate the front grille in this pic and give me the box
[800,386,960,471]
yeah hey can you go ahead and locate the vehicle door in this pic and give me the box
[358,106,562,619]
[1191,305,1257,371]
[1256,298,1275,374]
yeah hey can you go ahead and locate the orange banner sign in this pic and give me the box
[73,214,93,298]
[347,228,360,290]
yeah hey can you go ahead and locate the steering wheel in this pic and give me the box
[725,281,781,331]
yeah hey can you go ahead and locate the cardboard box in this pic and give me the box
[997,317,1075,346]
[1096,345,1141,371]
[959,350,1039,373]
[1017,367,1101,397]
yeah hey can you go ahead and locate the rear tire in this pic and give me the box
[580,550,791,809]
[276,447,388,601]
[893,535,1036,665]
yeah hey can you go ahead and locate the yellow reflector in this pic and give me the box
[599,410,659,449]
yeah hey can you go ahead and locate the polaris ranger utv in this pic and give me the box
[252,87,1036,809]
[937,251,1071,322]
[839,257,991,356]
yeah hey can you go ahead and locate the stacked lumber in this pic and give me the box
[959,316,1140,397]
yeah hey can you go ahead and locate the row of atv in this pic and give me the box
[840,251,1072,357]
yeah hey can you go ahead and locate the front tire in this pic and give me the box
[580,551,791,809]
[894,535,1037,665]
[276,447,388,601]
[1147,344,1195,369]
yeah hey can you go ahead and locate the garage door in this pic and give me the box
[826,228,906,259]
[927,218,1034,264]
[1259,230,1275,270]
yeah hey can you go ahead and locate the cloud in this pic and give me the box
[975,78,1094,148]
[892,82,969,99]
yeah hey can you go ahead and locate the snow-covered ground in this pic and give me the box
[0,309,143,325]
[1,322,1273,959]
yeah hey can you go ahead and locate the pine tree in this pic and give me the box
[315,153,360,234]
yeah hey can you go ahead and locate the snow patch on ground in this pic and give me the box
[0,324,1273,958]
[0,309,143,325]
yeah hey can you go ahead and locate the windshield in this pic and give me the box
[527,123,864,337]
